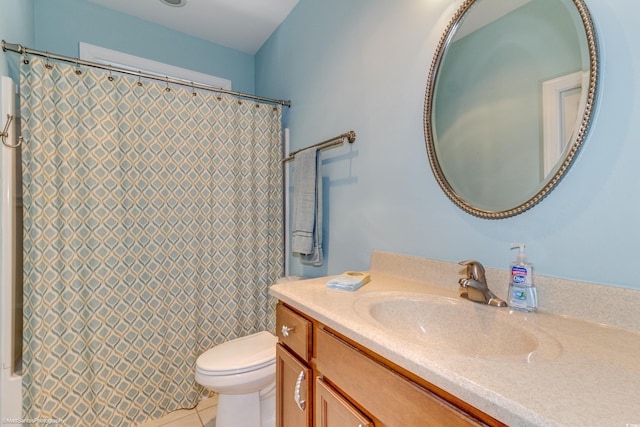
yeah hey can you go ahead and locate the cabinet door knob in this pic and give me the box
[281,325,294,337]
[294,370,306,411]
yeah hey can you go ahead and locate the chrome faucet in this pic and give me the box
[458,260,507,307]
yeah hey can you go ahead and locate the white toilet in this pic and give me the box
[195,331,278,427]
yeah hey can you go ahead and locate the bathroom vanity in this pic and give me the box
[270,251,640,426]
[275,302,500,426]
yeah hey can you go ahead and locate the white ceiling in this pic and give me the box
[83,0,300,55]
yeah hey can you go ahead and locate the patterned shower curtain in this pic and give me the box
[20,57,283,426]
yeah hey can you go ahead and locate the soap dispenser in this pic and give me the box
[508,243,538,312]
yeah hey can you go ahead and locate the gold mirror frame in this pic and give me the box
[424,0,598,219]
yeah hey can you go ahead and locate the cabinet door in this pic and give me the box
[276,343,312,427]
[316,378,373,427]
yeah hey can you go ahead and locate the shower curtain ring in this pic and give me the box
[137,73,143,87]
[108,66,114,82]
[74,59,82,75]
[44,52,53,70]
[22,52,29,65]
[165,76,171,92]
[191,81,197,97]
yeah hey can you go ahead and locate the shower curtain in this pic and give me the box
[20,57,283,426]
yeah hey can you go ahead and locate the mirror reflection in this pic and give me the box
[425,0,597,218]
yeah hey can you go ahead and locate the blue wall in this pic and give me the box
[0,0,35,88]
[257,0,640,290]
[3,0,640,291]
[32,0,255,94]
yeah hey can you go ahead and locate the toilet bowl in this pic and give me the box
[195,331,278,427]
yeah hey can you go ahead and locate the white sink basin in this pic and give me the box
[354,291,562,362]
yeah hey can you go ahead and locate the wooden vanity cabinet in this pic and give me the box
[275,302,503,427]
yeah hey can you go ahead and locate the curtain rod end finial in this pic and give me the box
[347,131,356,143]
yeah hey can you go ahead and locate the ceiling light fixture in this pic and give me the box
[159,0,186,7]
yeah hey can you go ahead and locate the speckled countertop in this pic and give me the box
[269,252,640,427]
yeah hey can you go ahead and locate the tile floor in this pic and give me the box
[137,394,218,427]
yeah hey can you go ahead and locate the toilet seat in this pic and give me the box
[196,331,277,376]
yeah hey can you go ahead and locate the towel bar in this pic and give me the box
[283,131,356,162]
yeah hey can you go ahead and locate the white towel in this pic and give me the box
[291,147,323,266]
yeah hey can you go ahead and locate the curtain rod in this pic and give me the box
[283,131,356,162]
[1,40,292,108]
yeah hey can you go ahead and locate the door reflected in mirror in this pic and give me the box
[424,0,598,218]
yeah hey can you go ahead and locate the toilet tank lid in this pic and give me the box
[197,331,277,374]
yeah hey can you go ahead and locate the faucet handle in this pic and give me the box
[459,260,486,282]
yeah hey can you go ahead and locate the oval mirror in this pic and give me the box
[424,0,598,219]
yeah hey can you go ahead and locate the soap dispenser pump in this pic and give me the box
[508,243,538,312]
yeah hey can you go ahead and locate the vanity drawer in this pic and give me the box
[276,303,312,362]
[315,328,483,427]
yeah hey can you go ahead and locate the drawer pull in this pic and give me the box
[281,325,294,337]
[294,370,306,411]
